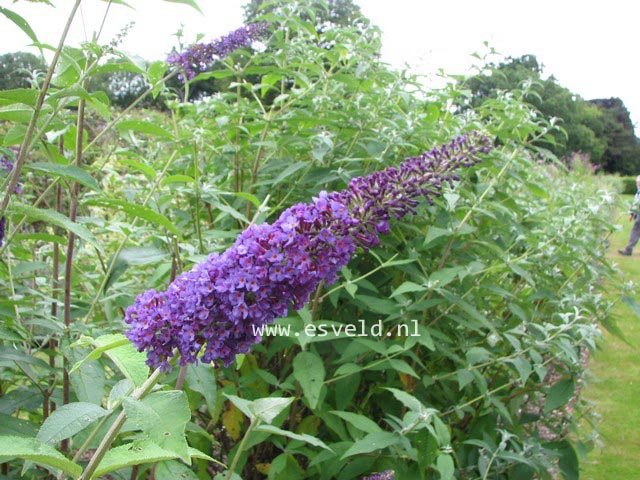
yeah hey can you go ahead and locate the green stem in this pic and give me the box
[225,419,258,480]
[192,142,204,253]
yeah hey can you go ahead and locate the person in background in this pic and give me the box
[618,175,640,256]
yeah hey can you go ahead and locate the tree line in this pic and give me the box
[2,14,638,174]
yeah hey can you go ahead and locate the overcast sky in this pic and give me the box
[2,0,639,134]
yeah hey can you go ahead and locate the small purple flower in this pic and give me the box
[167,22,270,81]
[0,216,5,247]
[1,155,22,195]
[124,133,492,370]
[361,471,395,480]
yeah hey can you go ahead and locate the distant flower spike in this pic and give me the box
[124,132,493,370]
[167,22,270,81]
[1,154,21,195]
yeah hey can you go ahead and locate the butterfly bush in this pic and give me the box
[125,132,493,370]
[167,22,270,80]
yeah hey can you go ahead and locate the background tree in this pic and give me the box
[464,54,640,173]
[589,97,640,174]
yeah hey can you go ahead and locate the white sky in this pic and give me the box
[1,0,639,134]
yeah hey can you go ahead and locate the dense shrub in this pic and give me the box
[619,176,638,195]
[0,1,627,479]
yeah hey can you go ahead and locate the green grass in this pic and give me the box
[580,198,640,479]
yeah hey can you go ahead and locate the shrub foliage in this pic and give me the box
[0,1,627,479]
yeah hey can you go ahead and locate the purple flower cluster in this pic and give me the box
[167,22,270,81]
[125,133,492,369]
[125,192,357,370]
[361,471,395,480]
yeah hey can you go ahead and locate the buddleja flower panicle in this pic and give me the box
[167,22,270,81]
[125,132,492,370]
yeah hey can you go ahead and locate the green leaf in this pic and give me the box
[0,103,33,123]
[385,387,424,412]
[352,295,398,315]
[251,397,294,424]
[147,61,169,98]
[26,163,102,192]
[95,334,149,387]
[69,351,105,405]
[390,281,424,297]
[0,413,38,438]
[86,198,180,237]
[546,440,579,480]
[119,158,156,180]
[424,226,451,246]
[0,345,52,370]
[231,191,262,208]
[256,424,332,450]
[0,7,40,47]
[0,435,81,478]
[160,174,195,185]
[0,88,39,107]
[436,453,455,480]
[3,123,27,146]
[388,359,419,378]
[543,378,575,414]
[162,0,203,14]
[119,247,168,265]
[429,267,463,289]
[93,439,180,478]
[293,351,325,409]
[9,201,101,251]
[211,201,250,225]
[123,391,191,462]
[224,394,254,423]
[330,411,382,434]
[155,460,199,480]
[185,364,217,415]
[340,431,400,459]
[116,120,174,139]
[36,403,109,444]
[465,347,491,365]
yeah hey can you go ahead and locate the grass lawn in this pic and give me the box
[580,198,640,479]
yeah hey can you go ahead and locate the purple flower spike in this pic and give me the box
[329,131,493,249]
[167,22,270,81]
[124,133,493,370]
[361,471,395,480]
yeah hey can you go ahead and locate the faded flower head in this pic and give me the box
[167,22,270,81]
[125,133,492,370]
